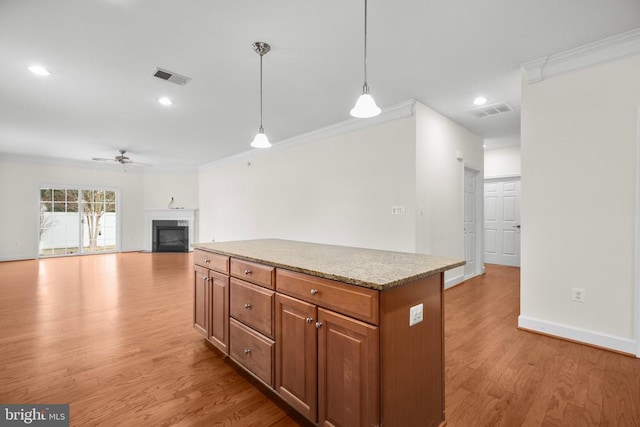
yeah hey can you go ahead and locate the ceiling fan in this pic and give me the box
[92,150,150,166]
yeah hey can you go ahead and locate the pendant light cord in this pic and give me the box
[259,53,264,132]
[363,0,368,88]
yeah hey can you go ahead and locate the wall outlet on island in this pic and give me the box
[409,303,424,326]
[571,287,586,303]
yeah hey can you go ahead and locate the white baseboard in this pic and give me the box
[518,315,637,356]
[445,274,465,290]
[0,255,36,262]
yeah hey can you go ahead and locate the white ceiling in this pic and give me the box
[1,1,639,167]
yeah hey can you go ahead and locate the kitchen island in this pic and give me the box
[193,239,463,427]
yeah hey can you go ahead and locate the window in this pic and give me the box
[39,187,118,256]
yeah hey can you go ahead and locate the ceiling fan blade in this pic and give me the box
[92,151,152,166]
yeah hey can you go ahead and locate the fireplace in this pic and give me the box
[152,220,189,252]
[144,208,196,252]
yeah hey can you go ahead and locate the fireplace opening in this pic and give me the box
[152,220,189,252]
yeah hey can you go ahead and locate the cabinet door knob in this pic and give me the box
[310,289,319,296]
[315,322,323,329]
[244,349,251,355]
[204,259,210,263]
[244,269,252,275]
[244,303,252,309]
[305,317,313,324]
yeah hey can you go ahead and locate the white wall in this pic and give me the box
[0,155,145,260]
[484,146,521,179]
[415,103,484,285]
[520,53,640,354]
[143,168,199,209]
[198,117,418,252]
[198,100,483,283]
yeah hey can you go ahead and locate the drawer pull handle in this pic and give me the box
[244,349,251,355]
[204,259,210,264]
[244,303,252,309]
[305,317,313,324]
[244,269,252,275]
[310,289,319,296]
[315,322,323,329]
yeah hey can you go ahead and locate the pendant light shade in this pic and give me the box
[250,128,270,148]
[351,0,381,118]
[250,42,272,149]
[350,84,381,118]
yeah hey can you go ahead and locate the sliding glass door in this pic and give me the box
[39,187,118,256]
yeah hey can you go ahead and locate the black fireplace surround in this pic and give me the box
[152,220,189,252]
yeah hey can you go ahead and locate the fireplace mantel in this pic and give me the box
[143,209,197,252]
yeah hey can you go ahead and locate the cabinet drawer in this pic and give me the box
[230,278,275,338]
[230,258,275,289]
[230,318,275,387]
[276,269,379,325]
[194,249,229,273]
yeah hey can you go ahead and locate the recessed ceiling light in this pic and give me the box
[28,65,50,76]
[473,96,488,106]
[158,97,172,106]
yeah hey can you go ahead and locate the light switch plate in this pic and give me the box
[409,303,424,326]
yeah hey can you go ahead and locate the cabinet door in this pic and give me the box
[318,308,379,427]
[209,271,229,353]
[275,293,317,422]
[193,265,209,338]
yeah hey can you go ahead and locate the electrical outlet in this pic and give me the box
[571,287,586,303]
[409,303,424,326]
[391,205,406,215]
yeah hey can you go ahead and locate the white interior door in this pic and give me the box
[484,179,521,266]
[464,169,478,277]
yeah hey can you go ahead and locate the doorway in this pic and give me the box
[38,187,119,256]
[484,178,521,266]
[464,167,482,279]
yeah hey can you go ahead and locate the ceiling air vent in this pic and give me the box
[152,67,192,86]
[470,102,513,118]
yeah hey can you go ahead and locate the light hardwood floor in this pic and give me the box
[0,253,638,426]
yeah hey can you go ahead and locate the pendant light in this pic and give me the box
[350,0,381,118]
[250,42,272,148]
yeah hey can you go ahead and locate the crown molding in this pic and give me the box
[522,27,640,84]
[199,99,417,171]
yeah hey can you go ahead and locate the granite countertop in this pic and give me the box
[193,239,464,291]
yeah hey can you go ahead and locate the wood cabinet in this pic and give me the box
[229,318,275,386]
[317,308,379,427]
[193,265,209,338]
[194,242,449,427]
[227,264,276,385]
[208,271,229,352]
[275,276,380,426]
[230,258,275,289]
[230,278,274,338]
[275,293,318,421]
[193,250,230,354]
